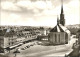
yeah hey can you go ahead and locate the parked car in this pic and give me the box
[37,42,43,45]
[24,47,27,49]
[26,45,30,48]
[30,44,34,46]
[21,48,25,50]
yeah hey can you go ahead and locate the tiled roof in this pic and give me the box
[50,24,70,34]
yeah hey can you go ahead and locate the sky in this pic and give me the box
[0,0,80,27]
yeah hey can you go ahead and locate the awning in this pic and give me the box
[10,43,23,49]
[10,45,18,49]
[17,43,23,46]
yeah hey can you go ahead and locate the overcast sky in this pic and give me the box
[0,0,80,27]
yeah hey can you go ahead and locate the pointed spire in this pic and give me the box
[60,0,65,26]
[57,16,59,25]
[61,0,63,14]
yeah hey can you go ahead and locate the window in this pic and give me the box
[48,35,50,38]
[59,34,60,43]
[9,43,10,45]
[12,42,14,45]
[55,34,56,42]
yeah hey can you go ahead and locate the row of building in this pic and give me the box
[0,27,50,53]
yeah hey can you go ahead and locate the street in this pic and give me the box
[1,35,77,57]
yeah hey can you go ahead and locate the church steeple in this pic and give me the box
[57,16,59,25]
[61,0,63,14]
[60,0,65,26]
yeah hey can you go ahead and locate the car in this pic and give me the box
[26,45,30,48]
[37,42,43,45]
[24,47,27,49]
[30,44,34,46]
[21,48,25,50]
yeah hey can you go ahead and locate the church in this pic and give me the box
[48,0,70,45]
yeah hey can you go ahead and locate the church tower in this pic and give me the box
[60,0,65,26]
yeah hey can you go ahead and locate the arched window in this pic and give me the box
[55,34,56,42]
[59,34,60,43]
[48,35,50,38]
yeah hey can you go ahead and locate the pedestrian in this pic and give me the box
[14,53,16,57]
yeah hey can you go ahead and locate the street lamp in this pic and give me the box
[13,48,20,57]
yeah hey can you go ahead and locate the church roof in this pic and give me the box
[50,24,70,34]
[50,0,70,34]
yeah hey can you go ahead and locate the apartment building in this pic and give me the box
[0,29,24,53]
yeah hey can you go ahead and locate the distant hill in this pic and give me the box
[66,24,80,29]
[66,24,80,35]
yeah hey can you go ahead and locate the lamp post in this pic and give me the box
[13,48,20,57]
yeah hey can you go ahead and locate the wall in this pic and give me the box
[4,37,9,48]
[48,32,65,45]
[0,36,4,48]
[78,34,80,45]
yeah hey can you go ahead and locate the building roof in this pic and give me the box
[0,29,7,36]
[0,28,16,37]
[50,24,70,34]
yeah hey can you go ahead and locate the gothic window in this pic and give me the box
[59,34,60,43]
[48,35,50,38]
[55,34,56,42]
